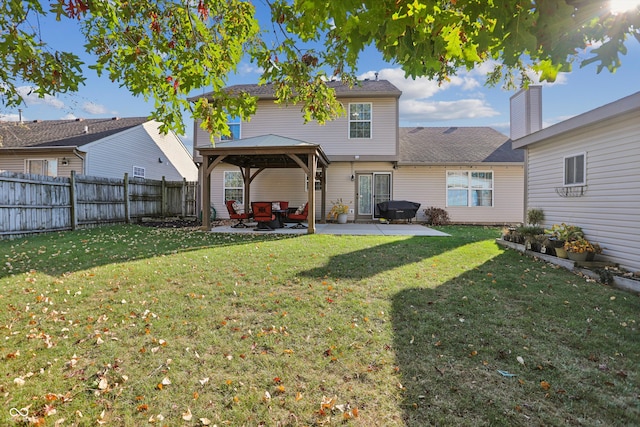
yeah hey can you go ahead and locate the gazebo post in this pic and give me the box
[200,155,211,231]
[307,154,317,234]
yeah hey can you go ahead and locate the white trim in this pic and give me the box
[348,102,372,139]
[25,158,58,177]
[223,170,244,203]
[446,170,494,207]
[563,152,586,186]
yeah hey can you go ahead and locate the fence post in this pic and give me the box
[181,178,186,217]
[70,171,78,231]
[161,176,167,217]
[124,173,130,224]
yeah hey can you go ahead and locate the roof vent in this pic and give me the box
[75,118,84,122]
[111,116,119,120]
[83,126,88,134]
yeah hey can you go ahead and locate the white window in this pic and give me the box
[348,103,372,138]
[305,175,322,192]
[221,115,241,141]
[564,153,585,186]
[133,166,145,178]
[447,171,493,207]
[26,159,57,177]
[224,171,244,203]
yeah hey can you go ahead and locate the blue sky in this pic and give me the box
[2,3,639,151]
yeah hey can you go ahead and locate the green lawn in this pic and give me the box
[1,225,638,426]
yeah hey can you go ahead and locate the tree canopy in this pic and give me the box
[2,0,639,138]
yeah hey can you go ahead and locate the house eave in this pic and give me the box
[397,161,524,167]
[512,91,640,149]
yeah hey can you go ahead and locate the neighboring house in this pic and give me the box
[192,79,524,225]
[511,89,640,273]
[0,117,197,181]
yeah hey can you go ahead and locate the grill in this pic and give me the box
[376,200,421,223]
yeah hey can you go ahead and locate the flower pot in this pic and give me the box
[555,247,568,259]
[567,251,588,262]
[337,213,348,224]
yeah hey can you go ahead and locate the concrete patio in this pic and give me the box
[209,222,449,236]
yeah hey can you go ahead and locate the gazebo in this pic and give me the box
[197,134,331,234]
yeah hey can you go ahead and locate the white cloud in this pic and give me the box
[16,86,65,109]
[239,62,262,75]
[400,98,500,122]
[359,67,498,122]
[61,113,77,120]
[526,69,569,86]
[0,113,21,121]
[82,102,109,115]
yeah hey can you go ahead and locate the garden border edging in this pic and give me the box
[496,239,640,295]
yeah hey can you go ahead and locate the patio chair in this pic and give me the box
[225,200,251,228]
[286,202,308,228]
[251,201,277,231]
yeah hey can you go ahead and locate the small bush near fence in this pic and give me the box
[423,207,450,226]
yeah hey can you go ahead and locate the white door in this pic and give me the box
[356,172,391,219]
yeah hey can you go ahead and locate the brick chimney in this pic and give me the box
[509,85,542,140]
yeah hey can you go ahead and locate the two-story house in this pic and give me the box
[0,117,198,181]
[193,80,524,232]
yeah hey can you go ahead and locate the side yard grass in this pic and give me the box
[1,225,638,426]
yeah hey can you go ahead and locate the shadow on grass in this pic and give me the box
[390,250,640,426]
[299,235,462,279]
[0,224,299,278]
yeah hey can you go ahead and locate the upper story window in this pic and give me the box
[224,170,244,204]
[447,171,493,207]
[133,166,145,178]
[564,153,585,186]
[221,115,241,141]
[26,159,57,177]
[349,103,372,139]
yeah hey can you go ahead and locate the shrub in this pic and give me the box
[423,207,450,225]
[527,208,545,226]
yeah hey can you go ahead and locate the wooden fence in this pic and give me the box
[0,171,198,238]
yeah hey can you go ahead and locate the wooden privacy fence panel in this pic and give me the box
[75,175,128,226]
[128,177,163,219]
[0,173,71,235]
[0,171,198,238]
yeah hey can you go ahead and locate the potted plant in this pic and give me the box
[328,199,350,224]
[545,223,584,258]
[564,238,598,262]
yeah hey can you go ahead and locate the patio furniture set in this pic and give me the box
[225,200,309,231]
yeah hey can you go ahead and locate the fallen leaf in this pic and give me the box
[98,377,108,390]
[161,377,171,385]
[182,407,192,421]
[517,356,525,365]
[540,380,551,390]
[200,418,211,425]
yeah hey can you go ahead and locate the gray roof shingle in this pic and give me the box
[399,127,524,163]
[0,117,149,148]
[191,79,402,101]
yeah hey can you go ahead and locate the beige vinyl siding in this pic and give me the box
[195,98,398,157]
[210,166,311,219]
[526,111,640,272]
[209,162,524,224]
[393,165,524,224]
[0,152,83,177]
[0,156,32,173]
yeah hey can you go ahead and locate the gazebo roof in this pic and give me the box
[197,134,330,170]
